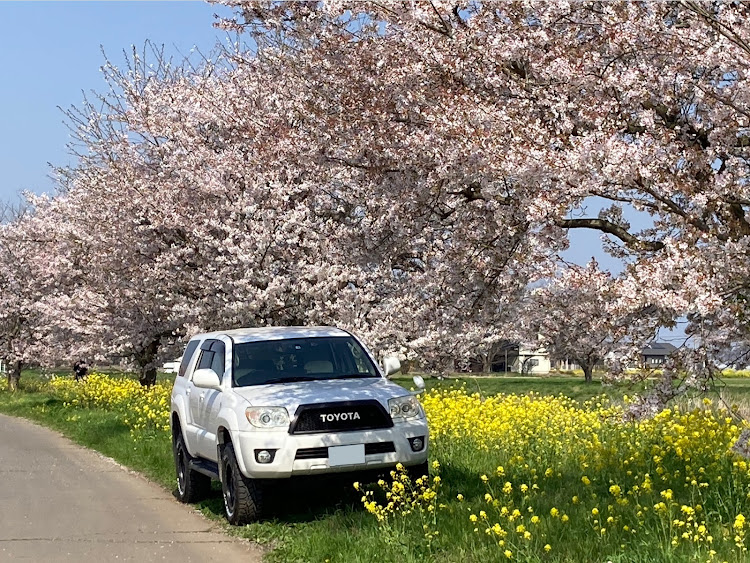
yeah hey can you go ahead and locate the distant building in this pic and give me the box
[641,342,677,367]
[491,344,551,375]
[513,346,551,374]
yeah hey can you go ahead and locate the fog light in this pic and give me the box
[408,436,425,452]
[255,449,276,464]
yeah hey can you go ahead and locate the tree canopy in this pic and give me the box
[2,1,750,397]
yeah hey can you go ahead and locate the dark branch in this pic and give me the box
[557,218,665,251]
[681,1,750,56]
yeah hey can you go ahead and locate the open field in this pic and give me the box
[396,374,750,411]
[1,372,749,562]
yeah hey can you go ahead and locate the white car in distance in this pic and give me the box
[162,358,181,374]
[170,326,429,524]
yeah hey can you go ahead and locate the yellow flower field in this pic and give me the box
[363,387,750,561]
[45,374,750,561]
[50,373,171,436]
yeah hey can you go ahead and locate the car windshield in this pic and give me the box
[232,336,380,387]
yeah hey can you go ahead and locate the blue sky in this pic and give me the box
[0,1,232,204]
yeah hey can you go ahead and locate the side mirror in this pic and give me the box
[383,356,401,377]
[192,368,222,390]
[412,375,425,394]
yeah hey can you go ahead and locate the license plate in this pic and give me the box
[329,444,365,467]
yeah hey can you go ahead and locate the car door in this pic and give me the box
[175,339,202,453]
[190,339,227,460]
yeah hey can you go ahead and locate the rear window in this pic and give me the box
[232,336,379,387]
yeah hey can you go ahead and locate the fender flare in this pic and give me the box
[170,395,194,455]
[215,408,250,476]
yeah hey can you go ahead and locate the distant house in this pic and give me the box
[490,344,551,375]
[513,346,551,374]
[641,342,677,367]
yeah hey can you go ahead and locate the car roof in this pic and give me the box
[190,326,352,344]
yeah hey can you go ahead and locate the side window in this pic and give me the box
[197,339,217,371]
[178,340,200,378]
[196,339,226,377]
[210,341,226,377]
[197,350,214,370]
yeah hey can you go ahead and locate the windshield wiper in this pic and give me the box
[260,374,377,385]
[262,376,318,384]
[330,373,378,380]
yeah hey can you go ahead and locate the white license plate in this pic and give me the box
[328,444,365,467]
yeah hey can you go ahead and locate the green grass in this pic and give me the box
[395,373,750,406]
[1,371,749,562]
[394,374,627,403]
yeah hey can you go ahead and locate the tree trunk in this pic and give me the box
[136,338,160,387]
[582,363,593,384]
[482,354,492,374]
[7,360,22,392]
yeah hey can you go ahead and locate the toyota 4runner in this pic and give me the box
[170,326,429,524]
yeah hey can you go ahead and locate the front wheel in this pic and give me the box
[173,432,211,503]
[220,442,264,525]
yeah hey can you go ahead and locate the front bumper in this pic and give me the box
[234,418,429,479]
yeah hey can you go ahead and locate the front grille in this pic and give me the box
[295,441,396,460]
[289,400,393,434]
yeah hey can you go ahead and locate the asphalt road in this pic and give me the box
[0,414,264,562]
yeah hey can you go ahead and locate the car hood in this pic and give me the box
[232,377,411,413]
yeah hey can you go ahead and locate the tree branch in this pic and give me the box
[681,1,750,56]
[557,218,665,251]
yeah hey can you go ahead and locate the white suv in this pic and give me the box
[170,326,429,524]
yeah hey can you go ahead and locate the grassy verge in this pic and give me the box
[1,372,749,562]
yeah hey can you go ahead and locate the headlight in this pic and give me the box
[245,406,290,428]
[388,395,422,420]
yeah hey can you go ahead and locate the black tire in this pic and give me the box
[173,432,211,503]
[220,442,264,525]
[407,460,430,483]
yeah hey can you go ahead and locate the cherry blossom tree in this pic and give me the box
[209,1,750,387]
[8,0,750,397]
[31,48,421,382]
[0,201,79,390]
[0,210,36,391]
[41,40,537,380]
[530,262,659,383]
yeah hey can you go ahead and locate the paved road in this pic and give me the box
[0,414,264,562]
